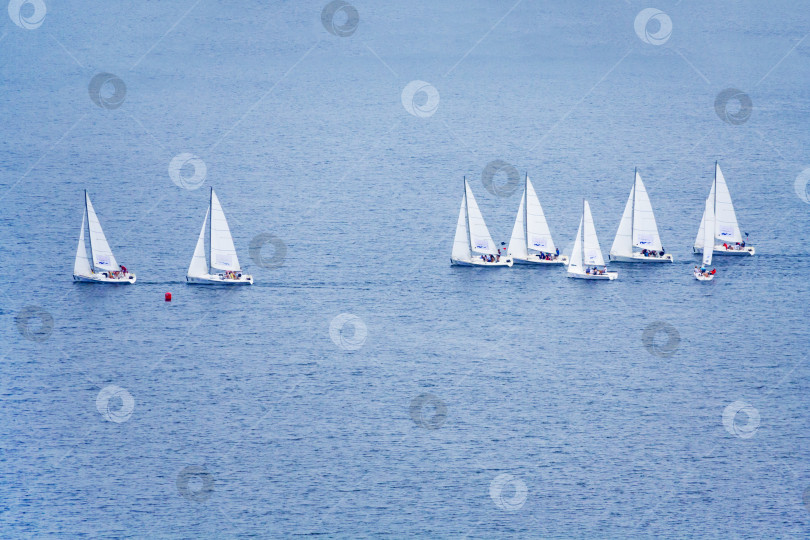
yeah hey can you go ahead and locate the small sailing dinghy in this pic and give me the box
[187,187,253,285]
[694,197,716,281]
[693,162,755,256]
[507,174,568,265]
[451,178,512,267]
[73,191,135,283]
[609,169,673,263]
[567,200,617,280]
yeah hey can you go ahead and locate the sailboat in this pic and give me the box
[694,196,715,281]
[451,178,512,267]
[186,187,253,284]
[693,162,755,256]
[507,174,568,265]
[567,200,618,280]
[609,169,673,262]
[73,191,135,283]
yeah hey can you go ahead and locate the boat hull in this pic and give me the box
[693,246,755,256]
[512,255,568,265]
[694,269,714,281]
[451,257,513,267]
[187,274,253,285]
[567,271,618,280]
[609,253,673,263]
[73,273,136,284]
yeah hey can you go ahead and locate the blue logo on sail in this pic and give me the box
[473,239,489,251]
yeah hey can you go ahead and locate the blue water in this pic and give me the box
[2,1,810,537]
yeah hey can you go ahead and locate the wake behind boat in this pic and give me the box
[567,200,617,280]
[609,169,673,263]
[693,162,755,256]
[451,178,512,267]
[507,174,567,265]
[73,191,135,284]
[187,187,253,285]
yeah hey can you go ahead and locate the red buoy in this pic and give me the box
[165,292,172,302]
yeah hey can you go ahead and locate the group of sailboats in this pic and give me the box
[73,188,252,285]
[450,162,754,282]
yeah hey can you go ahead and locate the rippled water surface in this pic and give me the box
[2,1,810,537]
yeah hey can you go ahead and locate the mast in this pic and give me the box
[208,186,213,273]
[522,171,529,253]
[463,177,472,256]
[631,168,636,252]
[581,199,586,264]
[713,161,718,249]
[523,173,529,252]
[85,190,94,272]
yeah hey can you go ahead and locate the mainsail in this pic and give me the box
[85,192,119,271]
[632,171,662,251]
[464,180,497,255]
[209,189,241,271]
[582,201,605,266]
[525,176,555,253]
[713,163,742,243]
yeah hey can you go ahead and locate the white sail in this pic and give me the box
[702,196,714,268]
[464,180,497,255]
[525,176,555,253]
[209,189,241,271]
[714,163,742,243]
[507,191,528,260]
[582,201,605,266]
[188,207,209,278]
[73,209,93,276]
[568,217,584,273]
[85,192,120,271]
[694,178,715,250]
[452,192,472,262]
[632,171,663,251]
[611,183,634,258]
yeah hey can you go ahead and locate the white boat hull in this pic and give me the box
[187,273,253,285]
[73,272,136,284]
[609,253,673,263]
[694,269,714,281]
[693,245,755,256]
[567,271,618,280]
[451,257,513,267]
[512,254,568,265]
